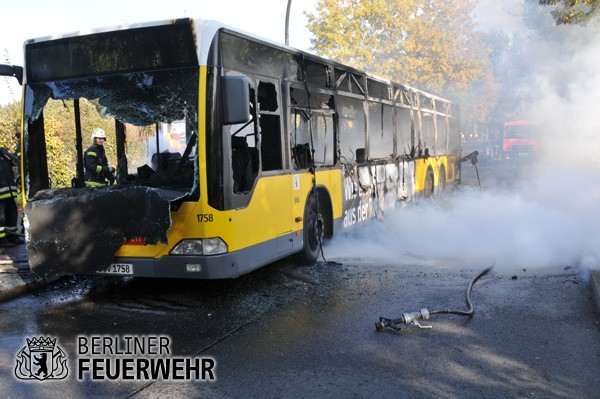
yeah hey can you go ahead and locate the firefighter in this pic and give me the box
[84,128,116,187]
[0,147,22,250]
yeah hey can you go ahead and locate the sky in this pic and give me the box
[0,0,319,105]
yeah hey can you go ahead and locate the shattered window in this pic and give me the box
[396,107,414,156]
[421,112,436,155]
[24,67,199,196]
[290,110,311,169]
[312,113,335,166]
[338,95,366,163]
[437,114,448,154]
[221,32,299,83]
[289,87,335,169]
[369,102,394,159]
[257,81,282,172]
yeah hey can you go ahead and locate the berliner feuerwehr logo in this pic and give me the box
[15,337,68,380]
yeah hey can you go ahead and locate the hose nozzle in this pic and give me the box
[375,308,431,331]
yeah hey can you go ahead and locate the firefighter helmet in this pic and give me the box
[91,128,106,140]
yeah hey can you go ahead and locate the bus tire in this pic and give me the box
[424,167,434,199]
[297,192,324,265]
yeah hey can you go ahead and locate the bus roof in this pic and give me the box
[23,17,453,104]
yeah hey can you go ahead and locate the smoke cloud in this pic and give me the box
[326,181,600,271]
[325,7,600,274]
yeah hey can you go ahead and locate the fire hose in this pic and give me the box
[375,266,493,331]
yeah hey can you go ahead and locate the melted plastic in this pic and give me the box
[24,186,177,280]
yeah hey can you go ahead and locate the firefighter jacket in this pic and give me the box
[84,143,113,186]
[0,148,18,200]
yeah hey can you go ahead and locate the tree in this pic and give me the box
[307,0,490,91]
[0,101,21,151]
[306,0,498,135]
[539,0,599,25]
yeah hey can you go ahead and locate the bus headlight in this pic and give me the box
[202,238,228,255]
[170,238,228,255]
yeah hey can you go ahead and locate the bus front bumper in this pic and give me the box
[107,253,251,279]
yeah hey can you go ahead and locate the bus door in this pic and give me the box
[256,77,294,253]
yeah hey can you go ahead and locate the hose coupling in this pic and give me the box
[401,308,432,329]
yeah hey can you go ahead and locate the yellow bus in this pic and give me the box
[13,18,461,279]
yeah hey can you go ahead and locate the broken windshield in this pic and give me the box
[22,67,200,279]
[23,67,199,197]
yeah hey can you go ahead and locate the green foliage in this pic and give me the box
[308,0,491,90]
[0,101,21,151]
[0,98,151,189]
[540,0,600,25]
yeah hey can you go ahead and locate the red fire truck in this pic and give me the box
[503,120,539,158]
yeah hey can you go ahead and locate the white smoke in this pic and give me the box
[474,0,529,35]
[326,181,600,271]
[325,8,600,273]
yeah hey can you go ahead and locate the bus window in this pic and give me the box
[231,135,255,192]
[289,87,335,169]
[226,80,258,194]
[147,120,191,173]
[421,112,436,156]
[312,113,335,166]
[25,75,198,194]
[290,109,311,169]
[396,107,414,156]
[338,95,365,163]
[229,116,258,193]
[258,80,282,171]
[369,102,394,159]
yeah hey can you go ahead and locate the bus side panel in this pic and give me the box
[340,160,417,230]
[414,155,456,195]
[114,169,344,279]
[195,175,294,252]
[312,168,343,220]
[414,158,430,194]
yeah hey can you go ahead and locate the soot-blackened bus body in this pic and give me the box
[19,18,461,279]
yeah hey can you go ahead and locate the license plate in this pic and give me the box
[97,263,133,275]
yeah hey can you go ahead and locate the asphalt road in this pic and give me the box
[1,255,599,398]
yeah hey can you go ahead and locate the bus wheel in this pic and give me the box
[424,167,434,199]
[297,193,323,264]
